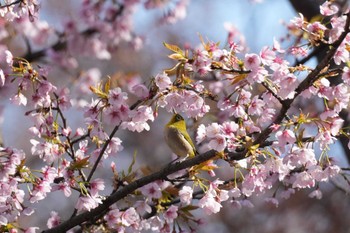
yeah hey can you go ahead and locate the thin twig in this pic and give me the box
[0,0,21,9]
[42,149,231,233]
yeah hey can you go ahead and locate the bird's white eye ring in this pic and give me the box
[175,114,183,121]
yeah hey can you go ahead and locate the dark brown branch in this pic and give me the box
[288,0,322,20]
[42,149,242,233]
[86,123,121,182]
[293,44,327,67]
[24,38,66,62]
[0,0,22,9]
[288,0,350,163]
[294,12,350,95]
[23,5,124,62]
[253,11,350,147]
[41,6,350,233]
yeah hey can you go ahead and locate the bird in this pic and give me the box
[164,114,196,159]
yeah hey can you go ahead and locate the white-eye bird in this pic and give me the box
[164,114,196,158]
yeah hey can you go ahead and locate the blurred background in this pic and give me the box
[1,0,350,232]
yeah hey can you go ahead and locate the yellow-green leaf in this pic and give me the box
[69,157,90,170]
[89,85,108,99]
[104,76,111,93]
[164,63,180,76]
[128,150,137,174]
[163,42,183,55]
[168,53,186,61]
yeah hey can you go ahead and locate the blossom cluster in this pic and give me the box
[0,0,349,233]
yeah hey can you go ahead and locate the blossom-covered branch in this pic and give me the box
[0,1,350,233]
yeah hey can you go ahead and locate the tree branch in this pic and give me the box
[253,11,350,147]
[42,149,241,233]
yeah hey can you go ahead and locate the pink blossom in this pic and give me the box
[52,182,72,197]
[272,37,285,53]
[206,123,222,138]
[198,192,222,215]
[122,106,154,132]
[41,166,57,183]
[75,194,102,211]
[75,140,88,159]
[89,38,111,60]
[248,96,265,116]
[196,124,207,144]
[47,211,61,229]
[140,182,162,199]
[106,137,124,155]
[208,134,227,151]
[306,21,327,36]
[224,22,246,49]
[108,88,128,106]
[246,66,267,84]
[341,67,350,85]
[90,178,105,196]
[238,89,252,105]
[229,187,241,198]
[164,205,178,223]
[323,165,341,179]
[62,127,72,137]
[0,69,4,87]
[5,50,13,65]
[0,214,8,226]
[274,129,296,150]
[76,68,101,94]
[279,188,295,199]
[30,140,61,164]
[144,0,167,9]
[135,201,152,215]
[179,185,193,205]
[230,103,246,118]
[329,15,346,42]
[260,46,276,65]
[104,209,122,228]
[290,46,308,57]
[320,1,339,16]
[131,84,149,98]
[241,165,270,196]
[10,93,27,106]
[283,148,317,169]
[315,130,336,149]
[241,199,254,208]
[161,90,209,117]
[24,227,39,233]
[327,117,344,136]
[37,80,57,95]
[161,91,184,110]
[222,121,238,137]
[292,171,315,189]
[30,180,52,203]
[160,0,189,24]
[264,157,290,181]
[104,104,129,125]
[83,99,101,119]
[308,189,322,199]
[334,45,349,65]
[265,197,279,207]
[193,55,212,76]
[120,207,140,227]
[244,53,261,71]
[155,72,172,91]
[198,181,229,215]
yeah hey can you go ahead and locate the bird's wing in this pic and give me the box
[180,129,196,150]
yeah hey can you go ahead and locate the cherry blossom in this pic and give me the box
[0,1,349,232]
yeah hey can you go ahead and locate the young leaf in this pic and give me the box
[128,150,137,174]
[163,42,184,55]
